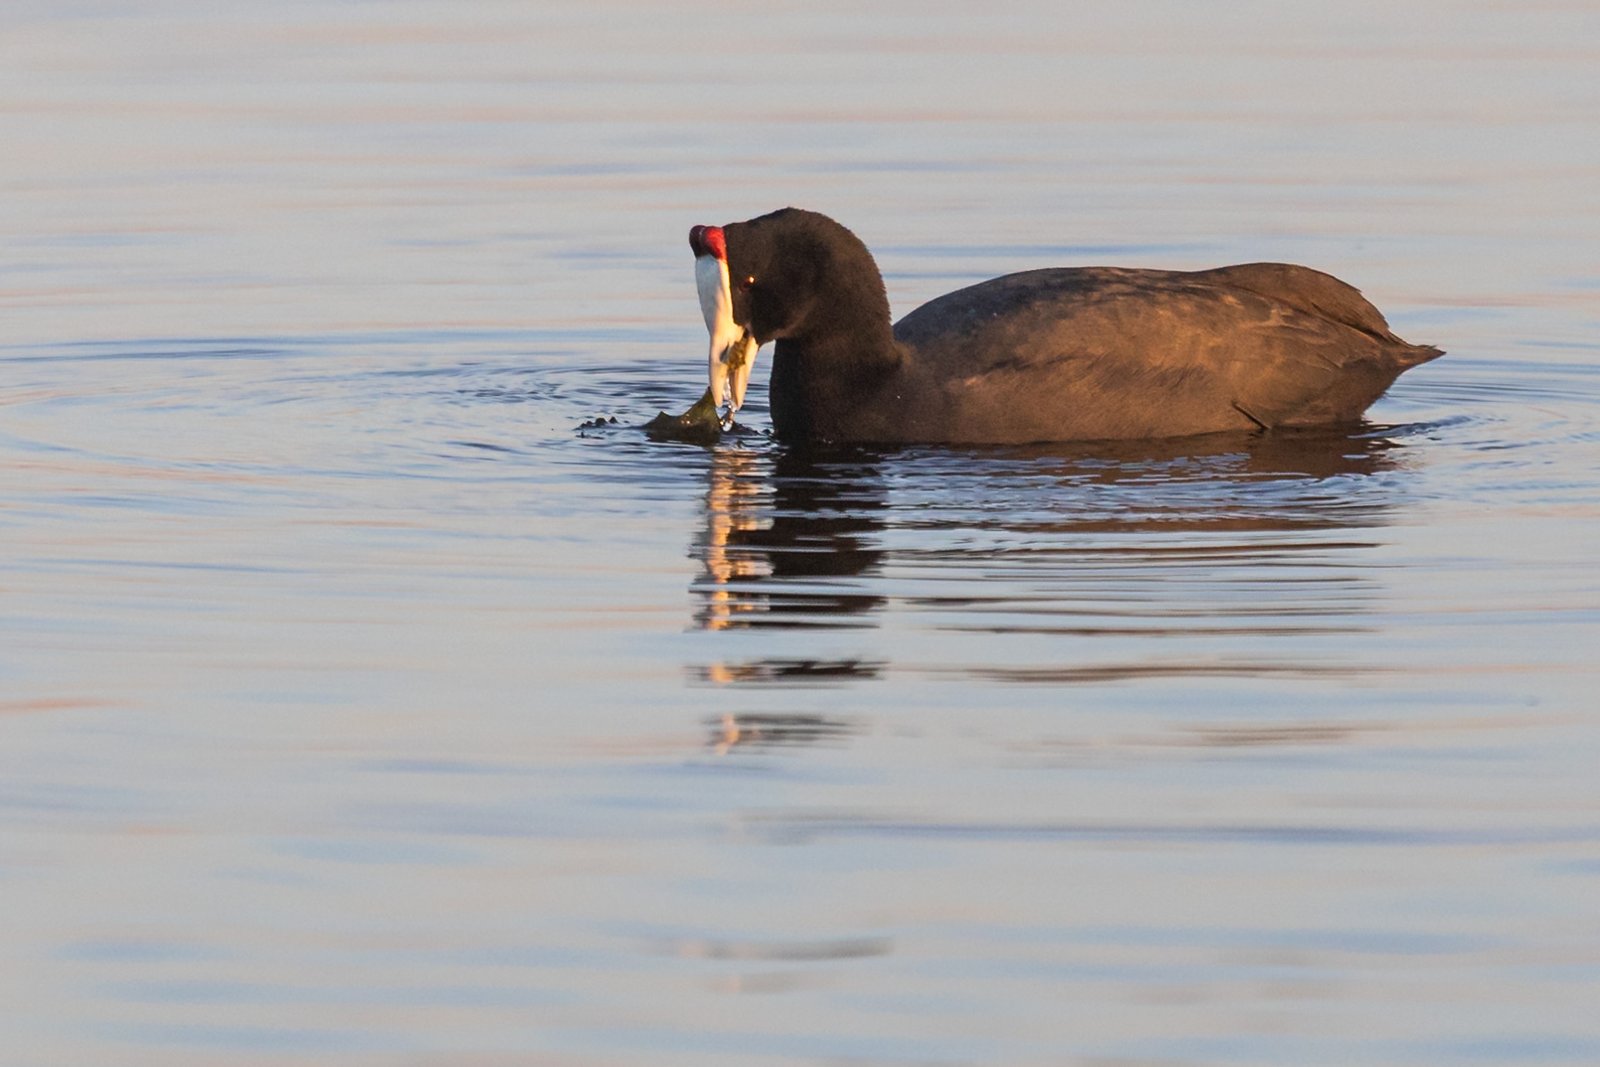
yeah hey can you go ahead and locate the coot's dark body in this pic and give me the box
[716,208,1440,445]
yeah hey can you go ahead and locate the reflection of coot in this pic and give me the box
[692,446,889,632]
[976,426,1408,536]
[706,712,857,754]
[689,426,1412,645]
[1000,425,1401,480]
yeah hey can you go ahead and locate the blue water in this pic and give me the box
[3,3,1599,1064]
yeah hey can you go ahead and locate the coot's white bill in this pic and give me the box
[690,224,753,416]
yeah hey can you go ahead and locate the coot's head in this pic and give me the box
[690,208,889,412]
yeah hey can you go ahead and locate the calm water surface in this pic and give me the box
[3,3,1599,1065]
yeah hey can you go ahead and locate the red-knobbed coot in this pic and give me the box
[688,208,1441,444]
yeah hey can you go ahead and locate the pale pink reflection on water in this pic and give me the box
[2,2,1599,1065]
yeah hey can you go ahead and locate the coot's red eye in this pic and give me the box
[739,275,756,291]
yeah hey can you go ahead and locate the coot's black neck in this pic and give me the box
[768,293,903,442]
